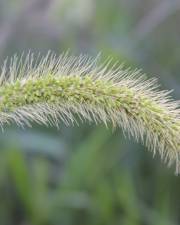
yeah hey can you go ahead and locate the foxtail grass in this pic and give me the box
[0,52,179,173]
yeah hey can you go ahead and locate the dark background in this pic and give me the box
[0,0,180,224]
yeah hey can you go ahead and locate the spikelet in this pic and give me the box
[0,51,179,173]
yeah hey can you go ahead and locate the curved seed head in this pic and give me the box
[0,52,179,173]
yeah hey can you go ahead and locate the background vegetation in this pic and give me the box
[0,0,180,224]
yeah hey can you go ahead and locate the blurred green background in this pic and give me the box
[0,0,180,224]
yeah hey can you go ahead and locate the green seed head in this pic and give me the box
[0,52,179,173]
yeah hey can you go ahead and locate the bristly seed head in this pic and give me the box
[0,51,179,174]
